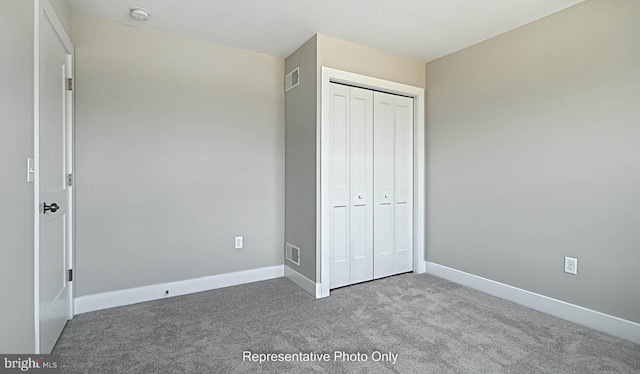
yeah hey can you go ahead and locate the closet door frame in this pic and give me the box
[319,67,426,298]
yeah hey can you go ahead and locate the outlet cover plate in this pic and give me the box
[235,236,243,249]
[564,256,577,275]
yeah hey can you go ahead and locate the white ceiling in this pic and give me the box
[67,0,586,62]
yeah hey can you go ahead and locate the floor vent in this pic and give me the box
[285,242,300,266]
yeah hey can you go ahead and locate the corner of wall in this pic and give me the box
[424,0,640,325]
[284,35,320,282]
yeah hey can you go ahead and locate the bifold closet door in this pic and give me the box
[373,92,414,279]
[328,83,374,289]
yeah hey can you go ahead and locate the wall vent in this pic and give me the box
[285,67,300,92]
[285,242,300,266]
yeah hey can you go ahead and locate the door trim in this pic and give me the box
[319,67,426,298]
[34,0,74,353]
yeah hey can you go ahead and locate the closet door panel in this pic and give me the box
[329,83,351,289]
[394,202,413,272]
[394,97,413,204]
[350,87,374,284]
[373,92,395,279]
[394,96,414,273]
[327,84,415,289]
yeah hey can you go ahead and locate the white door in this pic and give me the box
[373,92,413,278]
[348,86,374,285]
[37,2,73,353]
[328,83,374,289]
[328,84,413,289]
[391,94,414,274]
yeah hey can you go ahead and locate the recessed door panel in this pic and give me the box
[332,207,348,264]
[394,203,413,273]
[331,88,349,205]
[394,97,413,204]
[350,93,367,193]
[373,95,394,205]
[351,205,367,260]
[330,206,349,288]
[374,202,394,278]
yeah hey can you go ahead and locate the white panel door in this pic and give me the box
[328,84,374,289]
[328,84,351,288]
[393,95,414,274]
[328,85,412,288]
[373,92,396,278]
[38,6,72,353]
[348,87,374,284]
[373,92,414,279]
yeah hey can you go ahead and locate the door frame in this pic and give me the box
[318,67,426,298]
[34,0,74,353]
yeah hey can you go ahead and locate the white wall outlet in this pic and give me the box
[564,256,578,275]
[235,236,243,249]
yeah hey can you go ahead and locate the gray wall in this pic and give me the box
[425,0,640,323]
[73,14,285,296]
[48,0,71,35]
[0,0,35,353]
[284,36,318,281]
[284,34,425,282]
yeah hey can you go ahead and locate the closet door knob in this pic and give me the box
[358,194,363,199]
[384,193,388,199]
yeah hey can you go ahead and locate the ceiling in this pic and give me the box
[66,0,586,62]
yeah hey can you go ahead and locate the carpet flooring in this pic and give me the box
[53,273,640,373]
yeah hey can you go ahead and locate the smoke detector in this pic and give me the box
[130,7,151,21]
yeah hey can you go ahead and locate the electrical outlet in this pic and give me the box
[235,236,243,249]
[564,256,577,275]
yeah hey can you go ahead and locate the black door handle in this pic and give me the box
[43,202,59,214]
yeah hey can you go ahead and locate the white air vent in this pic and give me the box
[285,242,300,266]
[285,67,300,92]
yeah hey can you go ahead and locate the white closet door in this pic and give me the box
[373,92,396,278]
[329,83,351,288]
[328,84,412,289]
[373,92,414,278]
[349,87,374,284]
[328,83,374,289]
[393,95,414,274]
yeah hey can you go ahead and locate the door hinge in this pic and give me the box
[68,173,73,186]
[66,78,73,91]
[68,269,73,282]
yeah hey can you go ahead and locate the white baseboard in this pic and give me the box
[74,265,284,315]
[284,265,322,298]
[425,261,640,345]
